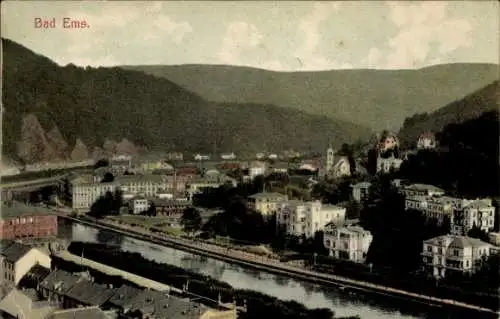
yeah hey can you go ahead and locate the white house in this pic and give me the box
[268,154,278,160]
[0,241,51,285]
[417,132,437,150]
[194,154,210,161]
[451,199,496,235]
[422,235,493,278]
[325,148,351,179]
[247,192,288,216]
[352,182,371,202]
[405,195,454,223]
[277,200,346,238]
[246,161,267,181]
[131,196,149,214]
[376,156,403,174]
[221,153,236,160]
[323,224,373,263]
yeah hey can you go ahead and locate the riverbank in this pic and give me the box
[55,212,499,316]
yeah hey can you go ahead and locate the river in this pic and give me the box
[57,219,491,319]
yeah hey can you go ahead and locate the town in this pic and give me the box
[2,2,499,319]
[1,124,499,318]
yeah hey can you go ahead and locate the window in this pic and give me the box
[438,248,442,254]
[427,246,432,252]
[453,249,459,256]
[466,260,469,268]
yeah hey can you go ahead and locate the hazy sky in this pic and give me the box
[2,1,498,70]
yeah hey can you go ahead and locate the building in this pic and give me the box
[324,147,351,179]
[404,195,454,223]
[376,156,403,174]
[377,132,399,153]
[186,175,236,199]
[417,132,437,150]
[268,162,289,174]
[0,202,58,240]
[323,224,373,263]
[268,154,278,160]
[110,155,132,171]
[244,161,267,181]
[71,174,187,211]
[220,153,236,160]
[194,154,210,161]
[0,240,51,285]
[47,306,117,319]
[351,182,371,202]
[131,197,149,215]
[247,192,288,216]
[401,184,445,197]
[0,288,57,319]
[277,200,346,238]
[255,152,265,160]
[451,199,496,235]
[165,152,184,161]
[422,235,494,278]
[488,232,500,246]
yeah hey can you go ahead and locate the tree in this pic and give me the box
[467,226,489,242]
[180,207,202,236]
[94,159,109,169]
[146,202,157,217]
[101,172,114,183]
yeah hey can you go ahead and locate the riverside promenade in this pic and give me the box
[55,212,499,316]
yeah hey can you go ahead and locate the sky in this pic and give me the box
[1,1,499,71]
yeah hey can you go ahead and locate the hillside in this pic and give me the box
[1,38,371,164]
[121,63,499,130]
[398,81,500,147]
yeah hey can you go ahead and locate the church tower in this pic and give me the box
[326,145,335,174]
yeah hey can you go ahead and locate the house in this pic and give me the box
[194,154,210,161]
[401,184,445,197]
[131,197,149,215]
[255,153,266,160]
[276,201,346,238]
[110,155,132,171]
[0,288,57,319]
[351,182,371,202]
[269,162,289,174]
[0,202,58,240]
[63,280,115,309]
[299,159,320,172]
[39,269,84,305]
[417,132,437,150]
[323,224,373,263]
[422,235,494,278]
[377,132,399,153]
[488,232,500,246]
[0,240,51,285]
[376,156,403,174]
[244,161,267,181]
[220,153,236,160]
[165,152,184,161]
[247,192,288,216]
[404,195,454,223]
[268,154,278,160]
[451,199,496,235]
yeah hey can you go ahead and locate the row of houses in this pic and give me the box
[0,240,236,319]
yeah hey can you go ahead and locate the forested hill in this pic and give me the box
[398,81,500,147]
[1,38,372,164]
[121,63,499,130]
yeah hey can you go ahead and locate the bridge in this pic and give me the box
[0,175,68,195]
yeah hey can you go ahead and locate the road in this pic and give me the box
[54,211,499,316]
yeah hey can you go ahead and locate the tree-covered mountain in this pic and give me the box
[121,63,499,131]
[398,81,499,148]
[2,38,372,164]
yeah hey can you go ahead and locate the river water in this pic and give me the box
[57,220,492,319]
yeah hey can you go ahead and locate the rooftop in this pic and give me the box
[465,199,493,209]
[39,269,83,295]
[127,290,209,319]
[64,280,115,306]
[248,192,287,199]
[448,236,492,249]
[405,184,444,193]
[107,285,142,308]
[352,182,372,188]
[0,288,55,319]
[1,241,33,263]
[1,202,54,220]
